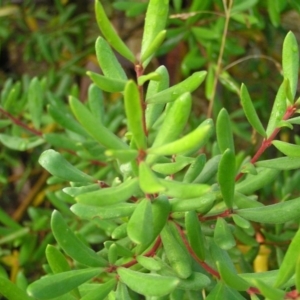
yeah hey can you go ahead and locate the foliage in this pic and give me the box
[1,0,300,299]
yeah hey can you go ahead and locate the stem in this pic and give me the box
[135,64,148,137]
[206,0,233,118]
[0,108,43,137]
[174,222,220,279]
[235,105,297,181]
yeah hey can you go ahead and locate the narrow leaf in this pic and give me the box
[218,149,236,209]
[216,108,235,154]
[185,211,206,260]
[71,203,136,220]
[75,178,139,206]
[146,71,207,104]
[139,161,166,194]
[266,81,287,137]
[161,223,192,279]
[51,210,108,267]
[81,279,117,300]
[275,227,300,287]
[214,218,236,250]
[95,37,127,80]
[28,77,43,129]
[254,279,285,300]
[117,268,179,297]
[148,119,213,155]
[152,92,192,147]
[216,261,250,291]
[273,140,300,157]
[87,71,127,93]
[127,198,153,245]
[141,0,169,66]
[0,277,32,300]
[95,0,135,62]
[27,268,101,300]
[236,197,300,224]
[69,96,128,149]
[256,156,300,170]
[124,80,146,149]
[240,84,266,137]
[39,150,94,183]
[141,30,167,66]
[282,31,299,100]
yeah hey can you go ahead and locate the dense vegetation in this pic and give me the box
[1,0,300,299]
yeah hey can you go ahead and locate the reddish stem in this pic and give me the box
[174,222,220,279]
[135,64,148,137]
[120,236,162,269]
[235,105,297,182]
[0,108,43,137]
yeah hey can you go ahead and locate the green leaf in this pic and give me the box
[0,277,33,300]
[273,140,300,157]
[28,77,43,129]
[124,80,146,149]
[145,65,169,129]
[44,133,79,152]
[87,71,127,93]
[69,96,128,150]
[161,223,192,279]
[141,0,169,67]
[177,272,210,290]
[236,168,280,195]
[183,154,206,183]
[71,203,136,220]
[282,31,299,100]
[81,279,117,300]
[0,207,22,229]
[217,261,250,291]
[27,268,101,300]
[46,245,71,273]
[266,81,287,137]
[39,149,94,183]
[159,179,210,199]
[48,105,87,137]
[141,30,167,67]
[218,149,236,209]
[63,184,100,197]
[236,197,300,224]
[232,214,251,229]
[95,0,135,62]
[51,210,108,267]
[105,149,138,163]
[214,218,236,250]
[95,37,127,80]
[274,227,300,287]
[170,193,215,212]
[254,279,285,300]
[152,92,192,147]
[127,198,153,244]
[256,156,300,170]
[139,161,166,193]
[75,178,139,206]
[185,211,206,260]
[146,71,207,104]
[88,83,105,122]
[138,71,161,85]
[148,119,213,155]
[117,268,179,297]
[136,256,161,271]
[0,134,44,151]
[205,282,246,300]
[240,84,266,137]
[296,256,300,292]
[216,108,235,154]
[152,160,192,175]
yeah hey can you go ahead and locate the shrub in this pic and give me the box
[1,0,300,299]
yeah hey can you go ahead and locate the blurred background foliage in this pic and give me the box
[0,0,300,290]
